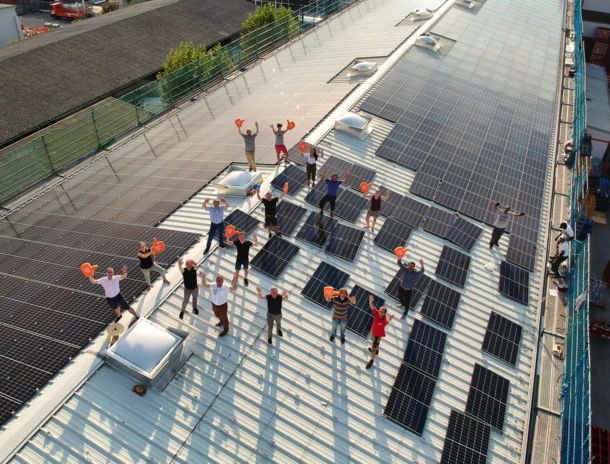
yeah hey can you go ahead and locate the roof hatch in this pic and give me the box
[334,112,373,140]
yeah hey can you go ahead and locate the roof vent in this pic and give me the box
[412,8,433,19]
[415,34,440,51]
[212,165,263,197]
[105,319,191,391]
[348,60,378,77]
[334,112,373,140]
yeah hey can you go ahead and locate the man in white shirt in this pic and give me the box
[550,236,569,277]
[489,203,525,249]
[88,265,140,323]
[556,221,575,242]
[203,198,230,255]
[199,271,238,337]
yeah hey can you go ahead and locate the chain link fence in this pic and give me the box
[0,0,356,205]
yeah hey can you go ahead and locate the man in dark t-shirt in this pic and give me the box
[256,286,289,345]
[178,258,199,320]
[231,232,258,286]
[319,167,349,218]
[256,188,286,238]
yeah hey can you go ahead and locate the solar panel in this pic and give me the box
[332,189,369,223]
[465,363,510,431]
[392,196,430,228]
[222,210,260,242]
[319,156,352,178]
[445,217,482,251]
[0,396,19,426]
[423,207,456,237]
[384,364,436,435]
[347,285,385,338]
[325,224,365,261]
[435,245,471,288]
[374,217,413,254]
[499,261,529,305]
[276,201,307,236]
[403,319,447,378]
[250,236,299,279]
[420,280,461,329]
[385,271,432,310]
[295,212,337,247]
[271,164,308,196]
[346,163,376,191]
[506,235,537,272]
[482,312,523,367]
[440,410,491,464]
[301,262,350,309]
[378,186,404,217]
[286,143,308,166]
[410,172,440,201]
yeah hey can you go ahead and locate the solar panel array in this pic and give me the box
[499,261,530,305]
[295,213,337,247]
[378,186,404,217]
[423,206,457,237]
[0,206,200,426]
[301,262,350,309]
[276,201,307,236]
[331,189,370,223]
[440,410,491,464]
[271,164,308,196]
[384,319,447,435]
[250,236,300,279]
[385,270,432,311]
[391,196,429,228]
[360,47,555,271]
[445,217,482,252]
[347,285,385,338]
[325,224,365,261]
[465,364,510,432]
[482,312,523,367]
[374,217,413,254]
[222,209,261,242]
[319,155,376,191]
[435,245,471,288]
[420,279,462,329]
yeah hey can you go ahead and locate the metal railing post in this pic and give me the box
[91,111,102,147]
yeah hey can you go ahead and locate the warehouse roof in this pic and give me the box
[0,0,254,148]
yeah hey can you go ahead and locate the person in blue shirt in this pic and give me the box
[397,258,425,319]
[319,167,349,217]
[203,197,230,255]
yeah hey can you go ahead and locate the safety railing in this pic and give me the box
[572,0,587,153]
[561,238,591,464]
[0,0,357,205]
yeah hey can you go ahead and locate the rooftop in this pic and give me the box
[586,63,610,133]
[0,0,565,461]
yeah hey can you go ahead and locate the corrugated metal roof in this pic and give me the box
[4,0,557,461]
[586,63,610,133]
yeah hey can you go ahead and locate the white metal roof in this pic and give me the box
[586,63,610,133]
[3,0,557,462]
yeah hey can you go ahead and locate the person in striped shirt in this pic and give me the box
[326,288,356,345]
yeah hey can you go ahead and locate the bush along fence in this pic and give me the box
[0,0,355,205]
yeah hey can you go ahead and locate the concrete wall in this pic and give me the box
[0,7,22,47]
[584,0,610,14]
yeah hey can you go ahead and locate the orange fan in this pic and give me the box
[299,141,309,153]
[235,118,245,128]
[394,247,409,259]
[151,238,165,254]
[81,262,98,278]
[283,182,289,193]
[225,225,236,238]
[323,286,338,299]
[360,182,372,193]
[287,120,296,130]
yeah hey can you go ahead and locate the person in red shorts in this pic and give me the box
[270,122,291,163]
[366,295,395,369]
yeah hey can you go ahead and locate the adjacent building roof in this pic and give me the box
[586,63,610,133]
[0,0,255,148]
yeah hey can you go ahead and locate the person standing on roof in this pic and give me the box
[238,121,259,172]
[319,167,349,218]
[327,288,356,345]
[549,236,569,277]
[556,221,575,242]
[302,146,323,187]
[199,271,238,337]
[397,258,425,318]
[203,198,230,255]
[137,241,170,291]
[256,286,289,345]
[256,188,287,238]
[366,295,395,370]
[178,258,199,320]
[270,122,292,163]
[88,265,140,323]
[363,187,390,233]
[489,202,525,249]
[230,231,258,286]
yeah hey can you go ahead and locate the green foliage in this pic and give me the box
[242,3,293,33]
[157,42,208,79]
